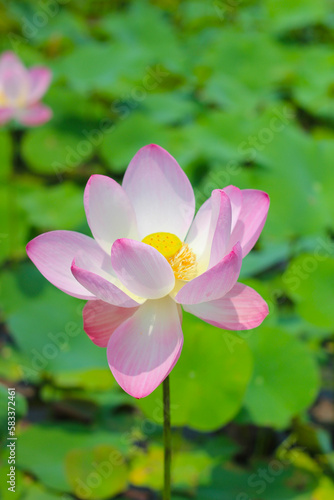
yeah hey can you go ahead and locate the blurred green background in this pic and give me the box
[0,0,334,498]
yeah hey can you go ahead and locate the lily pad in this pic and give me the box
[16,424,129,493]
[244,327,320,428]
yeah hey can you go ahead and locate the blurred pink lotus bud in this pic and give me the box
[0,51,52,127]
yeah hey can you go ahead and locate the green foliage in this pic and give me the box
[19,182,86,230]
[65,444,128,499]
[283,256,334,328]
[244,327,320,428]
[0,183,29,264]
[0,130,12,181]
[129,444,215,490]
[22,125,89,175]
[196,463,317,500]
[16,424,129,493]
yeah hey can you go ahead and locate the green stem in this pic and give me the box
[163,375,171,500]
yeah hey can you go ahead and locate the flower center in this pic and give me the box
[142,232,197,281]
[142,232,182,258]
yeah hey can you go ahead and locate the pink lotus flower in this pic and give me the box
[26,145,269,398]
[0,51,52,126]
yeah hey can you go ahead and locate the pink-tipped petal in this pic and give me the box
[83,300,139,347]
[71,252,141,308]
[17,103,52,126]
[27,67,52,104]
[209,190,232,268]
[184,283,269,330]
[228,190,270,257]
[175,242,242,305]
[107,296,183,398]
[26,230,104,299]
[1,67,29,104]
[222,185,242,232]
[0,108,13,124]
[0,52,25,75]
[122,144,195,240]
[111,238,175,299]
[0,52,29,105]
[186,190,232,270]
[84,175,138,254]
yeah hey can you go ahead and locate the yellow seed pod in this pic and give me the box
[142,232,183,259]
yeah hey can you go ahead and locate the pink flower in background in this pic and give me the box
[0,51,52,126]
[26,145,269,398]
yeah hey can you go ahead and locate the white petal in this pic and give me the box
[84,175,138,254]
[122,144,195,240]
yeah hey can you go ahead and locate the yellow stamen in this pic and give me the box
[168,243,197,281]
[142,232,197,281]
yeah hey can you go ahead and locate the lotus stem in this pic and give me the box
[163,375,171,500]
